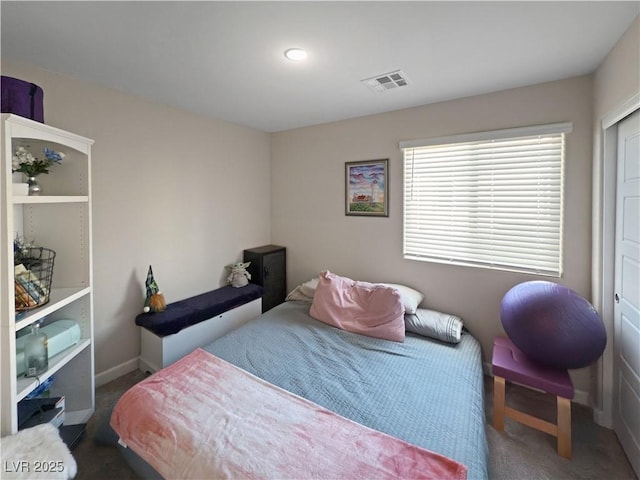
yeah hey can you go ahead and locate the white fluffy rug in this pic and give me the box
[1,424,77,479]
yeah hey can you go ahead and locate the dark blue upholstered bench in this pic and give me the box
[136,284,263,372]
[136,283,263,336]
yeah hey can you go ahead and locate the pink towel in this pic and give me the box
[111,348,467,480]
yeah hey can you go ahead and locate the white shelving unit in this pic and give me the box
[1,114,95,436]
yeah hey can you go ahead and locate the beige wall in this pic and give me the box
[271,76,595,397]
[592,15,639,424]
[595,16,639,118]
[2,59,272,381]
[7,13,636,402]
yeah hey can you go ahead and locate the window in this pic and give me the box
[400,122,572,277]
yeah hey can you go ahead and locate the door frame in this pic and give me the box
[592,92,639,427]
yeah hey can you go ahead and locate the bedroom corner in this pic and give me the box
[0,58,273,384]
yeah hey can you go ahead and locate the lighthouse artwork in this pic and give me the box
[345,159,389,216]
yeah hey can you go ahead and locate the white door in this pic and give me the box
[613,109,640,478]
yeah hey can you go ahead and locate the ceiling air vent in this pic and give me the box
[361,70,409,93]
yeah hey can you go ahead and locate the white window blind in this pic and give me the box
[401,122,572,277]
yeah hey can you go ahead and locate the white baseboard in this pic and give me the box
[138,356,158,375]
[95,357,140,388]
[592,407,613,428]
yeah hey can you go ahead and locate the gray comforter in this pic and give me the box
[205,300,489,480]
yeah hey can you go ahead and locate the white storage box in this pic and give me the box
[139,298,261,373]
[16,320,81,376]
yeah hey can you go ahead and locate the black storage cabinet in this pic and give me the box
[243,245,286,313]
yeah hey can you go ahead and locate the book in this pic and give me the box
[16,275,41,303]
[14,263,49,306]
[15,280,37,308]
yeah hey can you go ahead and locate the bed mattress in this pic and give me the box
[204,301,488,480]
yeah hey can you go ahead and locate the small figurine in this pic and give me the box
[143,265,166,313]
[226,262,251,288]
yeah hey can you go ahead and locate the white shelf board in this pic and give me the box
[12,195,89,205]
[64,408,94,426]
[15,287,91,331]
[2,114,94,153]
[16,338,91,401]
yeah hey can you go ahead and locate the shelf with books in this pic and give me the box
[1,114,95,435]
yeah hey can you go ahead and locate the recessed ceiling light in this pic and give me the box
[284,48,307,62]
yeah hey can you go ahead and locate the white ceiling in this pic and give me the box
[2,1,638,132]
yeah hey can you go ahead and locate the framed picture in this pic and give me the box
[345,159,389,216]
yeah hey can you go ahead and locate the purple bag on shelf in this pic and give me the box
[1,76,44,123]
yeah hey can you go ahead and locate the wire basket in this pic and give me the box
[14,247,56,312]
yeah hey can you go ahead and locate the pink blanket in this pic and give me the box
[111,348,467,480]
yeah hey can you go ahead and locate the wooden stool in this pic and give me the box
[492,336,574,459]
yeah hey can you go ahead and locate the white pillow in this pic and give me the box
[298,277,318,298]
[405,308,463,344]
[380,283,424,314]
[285,276,424,314]
[285,277,318,303]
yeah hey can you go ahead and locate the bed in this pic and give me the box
[111,274,489,480]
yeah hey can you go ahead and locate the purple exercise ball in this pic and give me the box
[500,281,607,370]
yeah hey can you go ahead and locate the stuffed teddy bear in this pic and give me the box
[227,262,251,288]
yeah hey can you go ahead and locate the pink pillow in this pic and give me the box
[310,271,405,342]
